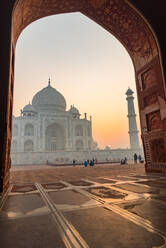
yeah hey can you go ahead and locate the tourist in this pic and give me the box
[134,153,137,164]
[120,159,126,165]
[84,160,88,167]
[124,157,127,164]
[138,155,142,163]
[89,160,94,166]
[120,159,124,165]
[72,159,76,167]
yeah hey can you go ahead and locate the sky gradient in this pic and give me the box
[14,12,141,149]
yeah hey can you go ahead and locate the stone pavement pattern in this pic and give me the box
[1,163,166,247]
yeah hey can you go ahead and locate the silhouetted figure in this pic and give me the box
[120,159,125,165]
[134,153,137,164]
[72,159,76,167]
[89,160,94,166]
[138,155,142,163]
[84,160,88,167]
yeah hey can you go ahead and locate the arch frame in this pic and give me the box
[24,123,34,136]
[24,139,34,152]
[45,122,65,151]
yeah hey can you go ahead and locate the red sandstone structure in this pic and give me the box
[0,0,166,195]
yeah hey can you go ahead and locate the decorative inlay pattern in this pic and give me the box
[142,68,156,90]
[150,138,166,162]
[146,110,162,131]
[144,94,158,107]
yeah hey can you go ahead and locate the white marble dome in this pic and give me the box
[32,80,66,112]
[23,103,37,112]
[69,105,80,114]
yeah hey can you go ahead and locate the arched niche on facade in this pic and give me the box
[24,140,34,152]
[76,140,84,151]
[45,123,65,151]
[87,127,91,136]
[11,140,17,152]
[12,124,18,136]
[75,125,83,137]
[24,123,34,136]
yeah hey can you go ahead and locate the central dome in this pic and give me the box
[32,79,66,112]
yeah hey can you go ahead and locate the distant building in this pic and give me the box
[11,83,143,165]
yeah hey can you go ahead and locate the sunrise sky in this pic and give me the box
[13,12,141,149]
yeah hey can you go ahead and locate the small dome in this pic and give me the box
[69,105,80,115]
[32,79,66,112]
[23,103,37,113]
[126,88,134,95]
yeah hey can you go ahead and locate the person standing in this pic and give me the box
[84,160,88,167]
[72,159,76,167]
[138,155,142,163]
[90,160,94,166]
[134,153,137,164]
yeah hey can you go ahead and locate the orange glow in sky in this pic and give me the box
[14,13,141,149]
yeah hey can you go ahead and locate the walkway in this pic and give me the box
[0,164,166,247]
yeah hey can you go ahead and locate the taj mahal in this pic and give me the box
[11,79,143,165]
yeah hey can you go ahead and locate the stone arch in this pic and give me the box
[24,140,34,152]
[12,124,18,136]
[24,123,34,136]
[10,0,166,174]
[1,0,166,194]
[45,123,65,151]
[11,140,17,152]
[75,125,83,136]
[76,140,84,151]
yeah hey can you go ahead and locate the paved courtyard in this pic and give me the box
[1,163,166,247]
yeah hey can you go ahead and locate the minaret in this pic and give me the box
[48,78,51,87]
[126,88,140,150]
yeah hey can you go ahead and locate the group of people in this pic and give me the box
[72,158,97,167]
[120,154,143,165]
[83,159,95,167]
[134,153,143,164]
[120,157,127,165]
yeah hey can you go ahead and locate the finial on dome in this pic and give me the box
[48,78,51,87]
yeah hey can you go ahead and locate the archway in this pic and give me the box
[11,140,17,152]
[24,123,34,136]
[24,140,34,152]
[12,124,18,136]
[45,123,65,151]
[1,0,166,194]
[75,125,83,137]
